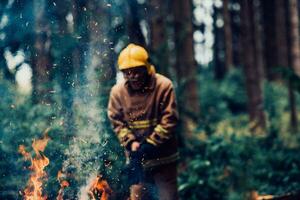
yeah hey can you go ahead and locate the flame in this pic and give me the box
[250,191,274,200]
[56,171,69,200]
[88,175,112,200]
[18,145,31,161]
[19,131,50,200]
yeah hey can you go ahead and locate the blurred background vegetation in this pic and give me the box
[0,0,300,199]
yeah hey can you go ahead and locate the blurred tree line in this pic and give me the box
[0,0,300,199]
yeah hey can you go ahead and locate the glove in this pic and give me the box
[124,146,144,185]
[139,141,158,160]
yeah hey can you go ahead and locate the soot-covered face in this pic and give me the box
[122,66,149,90]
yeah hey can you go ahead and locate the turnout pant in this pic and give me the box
[129,163,178,200]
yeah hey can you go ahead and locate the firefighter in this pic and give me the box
[107,43,179,200]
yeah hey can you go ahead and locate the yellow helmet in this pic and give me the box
[118,43,155,74]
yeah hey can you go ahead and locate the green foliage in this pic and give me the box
[178,68,300,199]
[199,69,247,130]
[179,133,300,200]
[264,81,289,119]
[0,75,125,199]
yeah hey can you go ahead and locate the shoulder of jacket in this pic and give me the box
[155,73,173,88]
[110,81,126,96]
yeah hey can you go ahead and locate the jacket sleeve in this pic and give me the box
[146,82,179,146]
[107,88,136,149]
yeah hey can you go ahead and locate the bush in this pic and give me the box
[179,133,300,200]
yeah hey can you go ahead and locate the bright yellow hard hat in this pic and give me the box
[118,43,156,74]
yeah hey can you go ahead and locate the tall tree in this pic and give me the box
[262,0,297,130]
[271,0,297,131]
[52,0,76,137]
[240,0,266,133]
[252,0,264,79]
[274,0,289,71]
[288,0,300,77]
[31,0,53,104]
[262,0,289,80]
[173,0,200,134]
[223,0,233,71]
[0,0,34,81]
[287,0,300,131]
[213,5,226,79]
[72,0,90,88]
[261,0,277,80]
[127,0,146,46]
[148,0,170,75]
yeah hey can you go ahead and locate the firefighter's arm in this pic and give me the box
[146,82,179,146]
[108,90,136,149]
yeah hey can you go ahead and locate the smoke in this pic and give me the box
[78,172,98,200]
[59,30,117,198]
[61,80,110,198]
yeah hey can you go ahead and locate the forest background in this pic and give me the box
[1,0,300,199]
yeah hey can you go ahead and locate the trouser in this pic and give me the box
[129,163,178,200]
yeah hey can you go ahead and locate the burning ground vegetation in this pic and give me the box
[18,130,113,200]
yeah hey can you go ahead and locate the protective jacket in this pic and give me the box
[107,73,179,169]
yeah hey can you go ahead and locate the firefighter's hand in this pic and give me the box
[131,141,140,151]
[139,142,158,160]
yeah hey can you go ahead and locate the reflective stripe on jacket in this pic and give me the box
[107,73,179,166]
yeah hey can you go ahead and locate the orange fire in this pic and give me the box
[56,171,69,200]
[88,175,112,200]
[250,191,274,200]
[19,131,50,200]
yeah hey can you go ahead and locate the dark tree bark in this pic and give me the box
[288,0,300,77]
[127,0,146,46]
[252,0,265,79]
[231,0,243,68]
[262,0,297,130]
[261,0,277,80]
[240,0,266,134]
[31,0,53,104]
[288,81,298,131]
[173,0,200,134]
[275,0,289,70]
[72,0,89,84]
[213,5,226,79]
[287,0,299,131]
[262,0,289,80]
[148,0,169,76]
[223,0,233,70]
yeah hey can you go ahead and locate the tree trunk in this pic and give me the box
[252,0,265,79]
[262,0,289,80]
[72,0,90,83]
[148,0,169,76]
[288,0,300,77]
[223,0,233,70]
[213,5,226,79]
[240,0,266,134]
[261,0,277,80]
[127,0,146,46]
[173,0,200,138]
[287,0,299,131]
[273,0,297,131]
[275,0,289,70]
[31,0,53,104]
[288,81,298,131]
